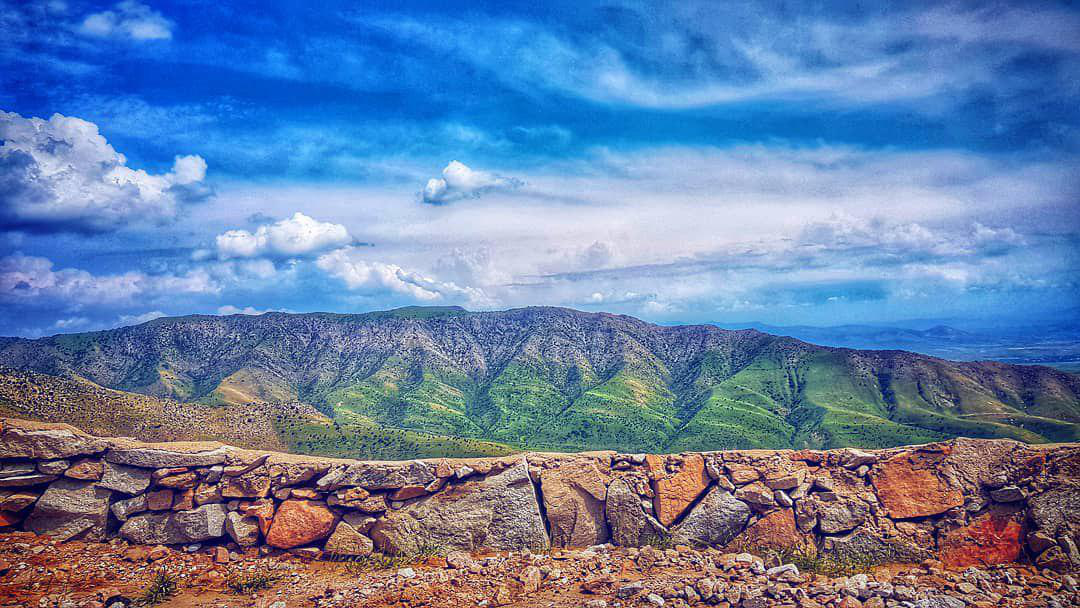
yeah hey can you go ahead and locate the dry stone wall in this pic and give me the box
[1,418,1078,572]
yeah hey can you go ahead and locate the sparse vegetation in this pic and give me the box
[224,565,283,594]
[641,530,677,551]
[764,541,923,577]
[134,568,178,607]
[336,542,446,574]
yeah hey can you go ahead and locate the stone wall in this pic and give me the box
[1,418,1077,571]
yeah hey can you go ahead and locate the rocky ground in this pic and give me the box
[3,533,1077,608]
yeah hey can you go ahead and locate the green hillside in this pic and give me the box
[1,306,1078,458]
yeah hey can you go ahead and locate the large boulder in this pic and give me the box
[821,526,928,563]
[265,500,336,549]
[1028,485,1080,541]
[98,462,152,495]
[939,508,1024,568]
[24,479,111,541]
[370,459,549,554]
[815,496,870,534]
[0,420,108,459]
[645,453,710,527]
[725,508,813,555]
[670,487,751,547]
[119,503,228,544]
[539,459,610,547]
[869,448,963,519]
[606,477,665,547]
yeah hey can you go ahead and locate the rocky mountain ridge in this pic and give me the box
[1,306,1079,456]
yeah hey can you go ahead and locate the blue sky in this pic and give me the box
[1,0,1078,337]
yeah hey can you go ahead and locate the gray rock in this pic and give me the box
[670,487,751,547]
[370,458,548,554]
[606,477,665,547]
[0,462,35,478]
[204,465,224,484]
[99,462,152,494]
[119,503,227,544]
[331,460,435,491]
[24,479,111,541]
[225,511,261,546]
[821,527,927,563]
[841,449,877,469]
[617,582,644,598]
[1029,486,1080,539]
[105,445,232,468]
[111,494,147,521]
[914,596,966,608]
[989,486,1025,503]
[816,497,869,534]
[36,460,70,475]
[0,425,108,459]
[646,593,665,606]
[342,512,377,533]
[0,472,58,487]
[446,550,475,569]
[323,520,374,556]
[774,489,793,508]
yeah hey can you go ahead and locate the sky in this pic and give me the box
[0,0,1078,338]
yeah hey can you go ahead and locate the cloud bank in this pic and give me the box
[0,110,208,233]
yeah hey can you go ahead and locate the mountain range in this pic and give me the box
[1,306,1078,459]
[716,320,1080,371]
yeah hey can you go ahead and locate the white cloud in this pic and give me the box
[215,212,351,260]
[77,1,173,41]
[0,110,209,233]
[421,160,522,204]
[371,4,1080,111]
[0,254,218,305]
[316,247,491,304]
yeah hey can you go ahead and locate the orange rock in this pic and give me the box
[0,511,21,527]
[869,449,963,519]
[172,488,195,511]
[146,489,174,511]
[940,510,1024,568]
[265,500,336,549]
[63,459,104,481]
[155,472,198,489]
[645,453,710,527]
[390,486,428,501]
[725,508,814,555]
[213,546,229,564]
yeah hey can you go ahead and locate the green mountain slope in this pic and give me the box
[1,306,1078,457]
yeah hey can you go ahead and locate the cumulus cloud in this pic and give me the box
[0,110,209,233]
[316,247,490,304]
[0,254,218,305]
[77,1,173,41]
[215,212,351,260]
[421,160,522,204]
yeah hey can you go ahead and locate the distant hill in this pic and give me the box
[717,321,1080,371]
[1,306,1078,458]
